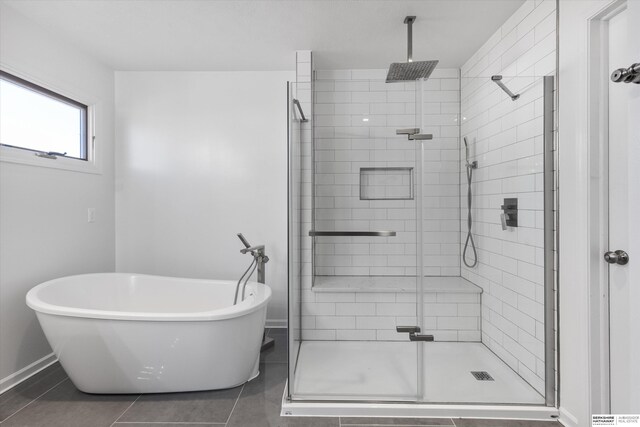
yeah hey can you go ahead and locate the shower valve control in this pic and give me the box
[501,198,518,228]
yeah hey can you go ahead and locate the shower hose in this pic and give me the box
[234,256,258,304]
[463,164,478,268]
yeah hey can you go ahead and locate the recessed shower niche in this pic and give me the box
[359,167,414,201]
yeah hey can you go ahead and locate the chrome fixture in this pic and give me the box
[396,128,420,135]
[408,134,433,140]
[462,136,478,268]
[471,371,495,381]
[604,250,629,265]
[611,63,640,84]
[500,198,518,229]
[292,99,308,122]
[236,233,273,351]
[386,16,439,82]
[235,233,269,303]
[309,230,396,237]
[395,127,433,141]
[395,326,434,342]
[491,75,520,101]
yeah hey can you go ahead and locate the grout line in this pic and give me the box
[1,376,69,423]
[224,383,245,425]
[451,417,457,427]
[110,394,141,426]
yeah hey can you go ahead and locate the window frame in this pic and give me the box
[0,68,99,174]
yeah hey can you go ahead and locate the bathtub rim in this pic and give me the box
[26,273,271,322]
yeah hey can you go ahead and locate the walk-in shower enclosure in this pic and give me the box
[287,37,557,416]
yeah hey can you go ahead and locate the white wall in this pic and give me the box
[115,71,294,325]
[557,1,623,425]
[0,4,115,389]
[459,0,556,396]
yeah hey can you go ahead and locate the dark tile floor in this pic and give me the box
[0,328,562,427]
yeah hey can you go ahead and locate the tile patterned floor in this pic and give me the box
[0,328,562,427]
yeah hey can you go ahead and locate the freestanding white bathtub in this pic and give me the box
[26,273,271,394]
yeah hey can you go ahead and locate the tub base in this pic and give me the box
[38,308,267,394]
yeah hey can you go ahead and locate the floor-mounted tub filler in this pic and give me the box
[26,273,271,394]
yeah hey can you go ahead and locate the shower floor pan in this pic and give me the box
[291,341,542,403]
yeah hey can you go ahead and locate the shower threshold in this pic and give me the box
[281,396,558,421]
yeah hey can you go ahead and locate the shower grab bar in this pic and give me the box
[491,75,520,101]
[292,99,309,122]
[308,231,396,237]
[396,128,420,135]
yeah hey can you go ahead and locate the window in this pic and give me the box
[0,70,88,160]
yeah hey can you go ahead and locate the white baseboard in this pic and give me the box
[266,319,287,328]
[0,353,58,394]
[559,406,579,427]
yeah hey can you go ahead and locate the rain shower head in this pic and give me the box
[386,16,439,83]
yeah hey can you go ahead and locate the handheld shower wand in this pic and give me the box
[463,137,478,268]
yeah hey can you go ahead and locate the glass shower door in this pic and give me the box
[287,82,303,399]
[287,76,424,402]
[418,74,555,406]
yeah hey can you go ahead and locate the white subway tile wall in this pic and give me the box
[312,68,461,277]
[459,0,556,395]
[301,277,481,342]
[297,67,480,343]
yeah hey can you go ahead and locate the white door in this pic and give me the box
[607,3,640,413]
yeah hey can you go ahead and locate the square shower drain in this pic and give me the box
[471,371,494,381]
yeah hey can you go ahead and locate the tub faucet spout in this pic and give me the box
[235,234,274,352]
[236,234,269,285]
[235,234,269,307]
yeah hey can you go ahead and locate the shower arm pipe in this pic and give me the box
[292,99,309,122]
[405,15,415,62]
[491,75,520,101]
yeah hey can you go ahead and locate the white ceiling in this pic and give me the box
[2,0,525,71]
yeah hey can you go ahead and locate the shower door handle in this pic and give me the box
[409,333,434,342]
[604,250,629,265]
[396,326,434,342]
[396,326,420,333]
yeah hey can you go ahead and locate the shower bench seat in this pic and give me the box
[302,276,482,342]
[313,275,482,294]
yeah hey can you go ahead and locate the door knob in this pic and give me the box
[604,250,629,265]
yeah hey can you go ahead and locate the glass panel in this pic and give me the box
[288,77,420,402]
[287,82,311,398]
[418,74,551,405]
[288,73,555,407]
